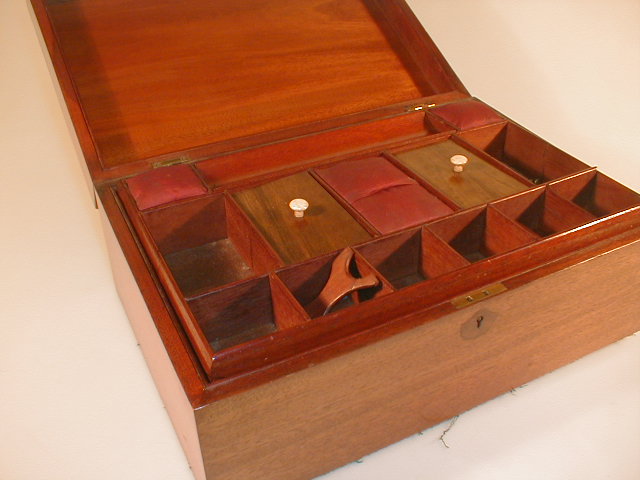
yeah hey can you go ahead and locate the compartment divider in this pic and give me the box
[549,169,640,218]
[458,122,591,184]
[491,187,597,237]
[352,250,397,296]
[420,227,471,277]
[268,273,311,329]
[224,193,284,272]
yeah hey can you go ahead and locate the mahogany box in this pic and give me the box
[31,0,640,479]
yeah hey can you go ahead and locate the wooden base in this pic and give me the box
[104,185,640,479]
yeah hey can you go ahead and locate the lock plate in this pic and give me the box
[451,283,507,309]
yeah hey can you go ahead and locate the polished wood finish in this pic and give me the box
[196,112,452,188]
[394,139,530,208]
[233,172,371,265]
[193,239,640,480]
[37,0,470,177]
[549,170,640,217]
[492,187,597,237]
[425,206,539,263]
[30,0,640,478]
[458,122,590,183]
[305,248,380,317]
[139,194,281,296]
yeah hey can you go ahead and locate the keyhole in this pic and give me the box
[476,315,484,328]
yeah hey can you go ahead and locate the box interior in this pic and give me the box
[115,108,640,379]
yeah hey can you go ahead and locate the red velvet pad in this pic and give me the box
[317,157,453,234]
[316,156,415,203]
[430,100,504,130]
[126,164,208,210]
[352,184,453,234]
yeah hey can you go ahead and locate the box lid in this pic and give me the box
[34,0,469,183]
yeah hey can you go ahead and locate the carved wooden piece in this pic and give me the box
[305,248,380,317]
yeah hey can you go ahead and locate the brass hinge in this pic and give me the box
[451,283,508,309]
[405,103,436,112]
[153,155,191,169]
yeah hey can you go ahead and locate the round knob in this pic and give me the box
[450,154,469,173]
[289,198,309,218]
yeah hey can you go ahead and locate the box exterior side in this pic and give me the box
[194,239,640,480]
[98,198,206,480]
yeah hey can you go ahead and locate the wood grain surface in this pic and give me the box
[395,140,529,208]
[44,0,428,168]
[233,172,371,264]
[194,240,640,480]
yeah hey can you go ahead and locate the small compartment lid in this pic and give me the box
[36,0,468,181]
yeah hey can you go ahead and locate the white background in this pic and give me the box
[1,1,638,479]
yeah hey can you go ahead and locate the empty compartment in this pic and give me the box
[315,156,454,234]
[425,207,539,263]
[356,228,470,289]
[140,194,281,295]
[394,139,529,208]
[187,275,307,351]
[492,188,597,237]
[277,248,393,318]
[458,122,589,184]
[550,170,640,217]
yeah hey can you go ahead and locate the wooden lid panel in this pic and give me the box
[42,0,465,175]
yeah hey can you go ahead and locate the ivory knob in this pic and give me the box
[450,154,469,173]
[289,198,309,218]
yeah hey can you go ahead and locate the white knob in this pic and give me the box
[289,198,309,218]
[450,154,469,173]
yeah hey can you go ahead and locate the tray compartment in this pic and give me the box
[187,275,307,351]
[276,249,393,318]
[393,139,529,208]
[425,207,539,263]
[491,187,597,237]
[355,228,469,289]
[140,194,281,295]
[549,170,640,217]
[233,172,372,265]
[314,156,454,234]
[458,122,590,184]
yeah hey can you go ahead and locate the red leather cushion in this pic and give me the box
[431,100,503,130]
[126,164,208,210]
[352,184,453,234]
[316,156,414,202]
[317,157,453,234]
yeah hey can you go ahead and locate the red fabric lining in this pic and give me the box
[316,156,416,202]
[317,157,453,234]
[431,100,503,130]
[126,164,208,210]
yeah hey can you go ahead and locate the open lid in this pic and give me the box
[34,0,469,183]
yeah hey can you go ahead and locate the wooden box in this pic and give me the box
[30,1,640,479]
